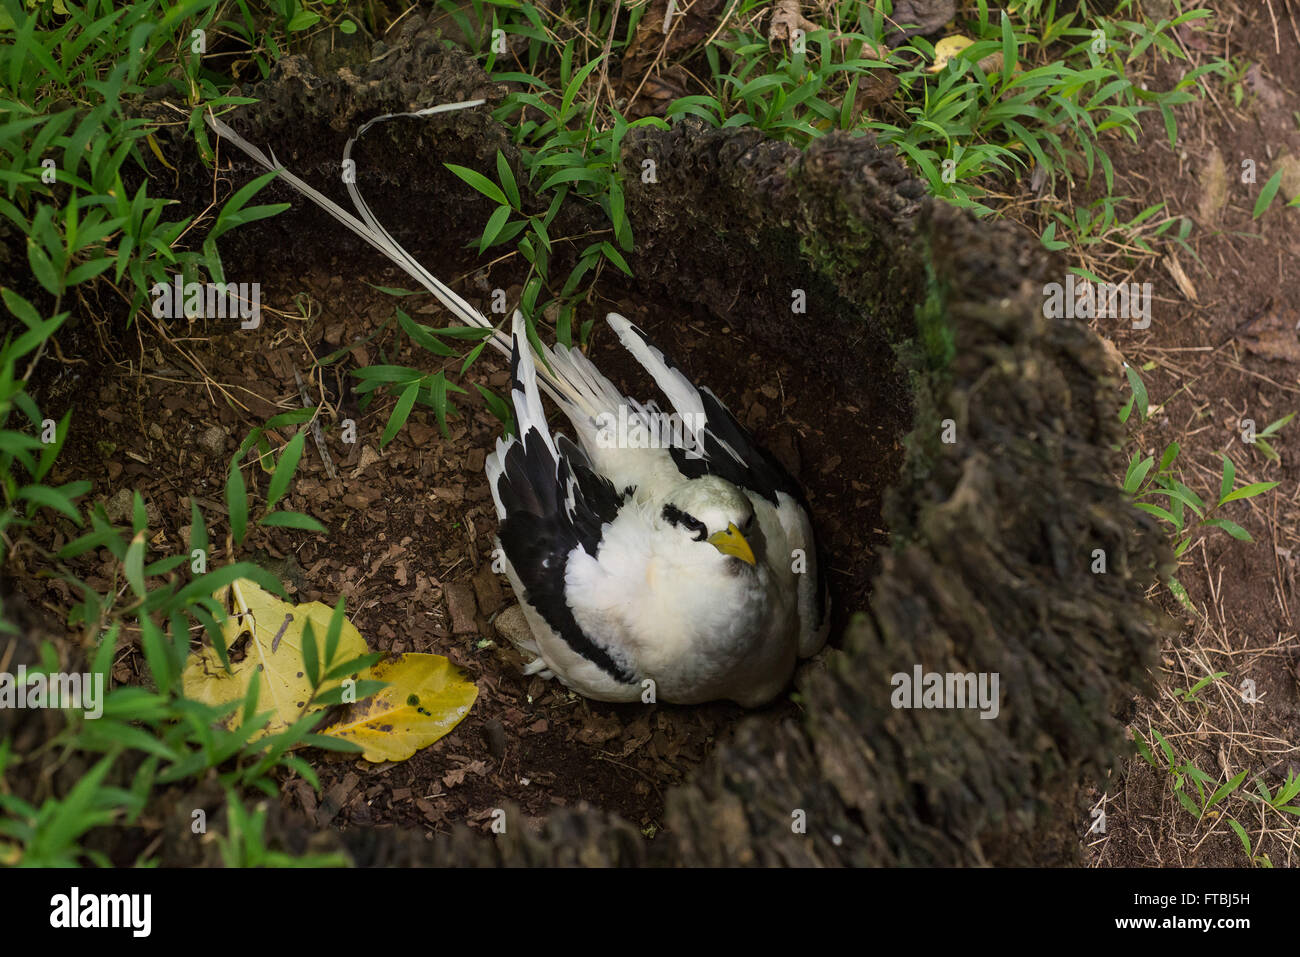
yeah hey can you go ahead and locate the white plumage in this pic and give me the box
[206,104,829,707]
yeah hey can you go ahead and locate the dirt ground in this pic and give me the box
[9,0,1299,865]
[1077,1,1300,867]
[23,237,907,842]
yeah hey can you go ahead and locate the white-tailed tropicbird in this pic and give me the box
[205,104,829,706]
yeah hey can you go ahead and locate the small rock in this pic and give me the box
[198,425,226,456]
[494,604,531,647]
[105,489,132,523]
[1278,154,1300,205]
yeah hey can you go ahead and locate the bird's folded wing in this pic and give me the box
[488,315,640,686]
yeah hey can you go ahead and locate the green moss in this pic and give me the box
[913,252,955,372]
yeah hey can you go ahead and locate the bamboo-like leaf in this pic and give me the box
[444,163,508,205]
[496,151,520,209]
[380,381,419,448]
[226,458,248,545]
[1219,453,1235,504]
[1253,168,1283,219]
[266,431,305,510]
[1220,481,1279,504]
[1205,769,1248,813]
[258,511,326,533]
[124,531,146,598]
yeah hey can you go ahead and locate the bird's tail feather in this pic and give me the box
[204,105,598,415]
[485,311,571,522]
[505,310,557,461]
[604,313,706,424]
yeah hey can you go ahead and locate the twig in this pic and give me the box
[294,366,338,480]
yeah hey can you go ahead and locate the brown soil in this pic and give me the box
[19,225,908,842]
[1078,2,1300,867]
[7,3,1240,867]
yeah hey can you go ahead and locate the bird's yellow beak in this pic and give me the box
[707,523,756,566]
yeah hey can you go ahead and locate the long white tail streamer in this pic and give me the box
[203,104,586,412]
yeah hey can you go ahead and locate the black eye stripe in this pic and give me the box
[662,504,708,541]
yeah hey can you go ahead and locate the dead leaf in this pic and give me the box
[769,0,818,43]
[181,578,368,739]
[1175,22,1214,52]
[1164,255,1198,302]
[1241,309,1300,363]
[575,713,623,746]
[885,0,957,47]
[618,0,723,118]
[1095,336,1126,378]
[620,716,654,757]
[927,34,1007,74]
[320,653,478,762]
[1198,149,1228,225]
[1243,329,1300,363]
[1243,64,1285,111]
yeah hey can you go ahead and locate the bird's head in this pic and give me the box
[658,476,758,566]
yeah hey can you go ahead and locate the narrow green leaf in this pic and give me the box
[1220,481,1279,503]
[380,381,419,448]
[1253,168,1283,219]
[1206,770,1248,812]
[1203,518,1252,541]
[496,151,520,208]
[257,511,326,533]
[226,459,248,545]
[479,204,512,252]
[124,531,146,598]
[266,432,305,510]
[445,163,508,205]
[301,620,319,689]
[1219,453,1235,504]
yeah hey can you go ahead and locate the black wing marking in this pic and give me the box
[495,344,639,685]
[667,386,802,507]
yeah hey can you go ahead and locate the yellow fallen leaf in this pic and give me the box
[145,133,177,173]
[181,578,368,738]
[928,34,974,72]
[927,35,1009,75]
[319,653,478,762]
